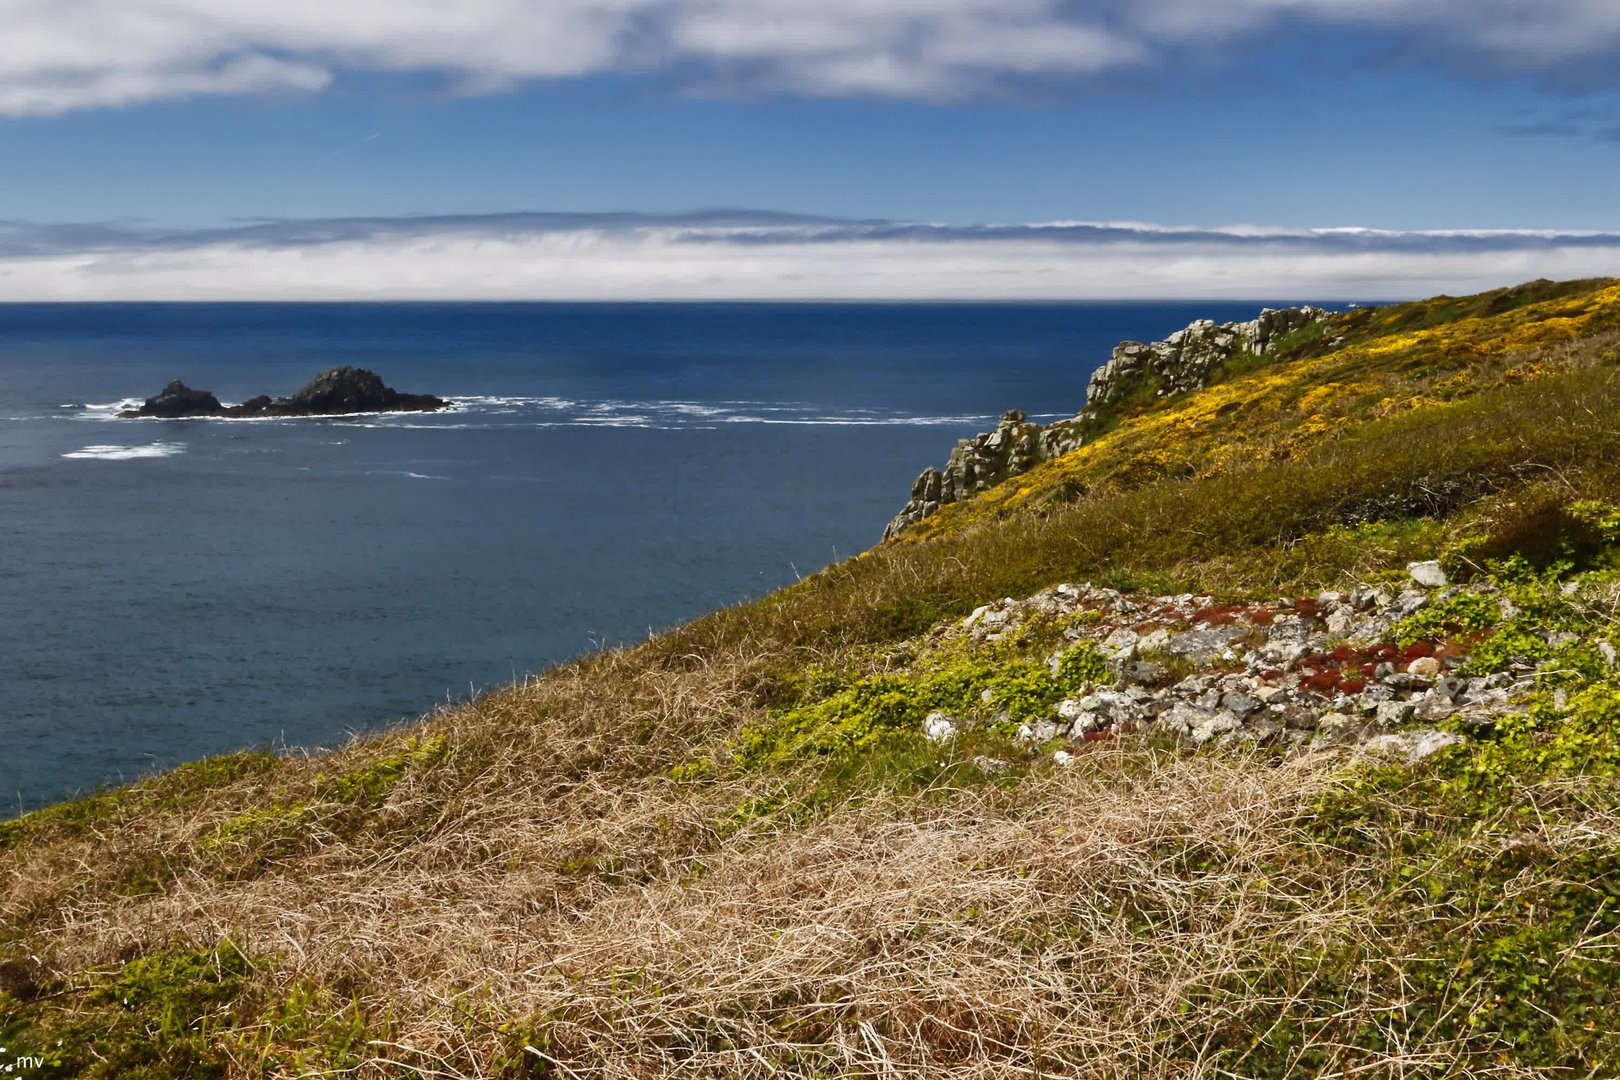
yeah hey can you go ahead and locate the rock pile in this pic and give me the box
[884,306,1333,539]
[921,561,1541,764]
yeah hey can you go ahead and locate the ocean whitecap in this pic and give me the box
[62,442,187,461]
[75,399,144,419]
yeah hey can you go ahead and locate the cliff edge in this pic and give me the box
[884,305,1331,538]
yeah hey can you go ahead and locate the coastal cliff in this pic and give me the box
[11,277,1620,1077]
[884,305,1331,538]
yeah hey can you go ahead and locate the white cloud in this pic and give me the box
[1,1,1620,114]
[0,54,331,118]
[0,211,1614,300]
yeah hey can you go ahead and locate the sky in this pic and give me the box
[1,0,1619,300]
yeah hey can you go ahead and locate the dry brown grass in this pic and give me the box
[0,622,1480,1078]
[13,651,1605,1080]
[12,716,1346,1077]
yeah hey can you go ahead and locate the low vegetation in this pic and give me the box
[6,278,1620,1077]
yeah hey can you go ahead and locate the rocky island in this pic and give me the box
[121,365,450,418]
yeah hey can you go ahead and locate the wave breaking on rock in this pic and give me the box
[121,367,449,419]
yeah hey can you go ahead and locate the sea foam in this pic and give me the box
[66,393,1027,432]
[62,442,187,461]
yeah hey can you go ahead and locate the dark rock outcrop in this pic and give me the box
[252,366,447,416]
[883,306,1332,540]
[126,379,226,418]
[122,367,450,419]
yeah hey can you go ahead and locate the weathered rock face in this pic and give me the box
[884,410,1046,540]
[126,379,226,418]
[883,306,1332,540]
[122,367,449,419]
[260,366,447,416]
[1085,306,1329,413]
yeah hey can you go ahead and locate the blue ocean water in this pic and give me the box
[0,301,1307,811]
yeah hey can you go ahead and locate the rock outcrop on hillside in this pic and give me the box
[1084,306,1328,412]
[883,410,1044,540]
[122,367,450,418]
[924,560,1526,765]
[883,306,1331,539]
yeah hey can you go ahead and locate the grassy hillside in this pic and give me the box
[6,278,1620,1077]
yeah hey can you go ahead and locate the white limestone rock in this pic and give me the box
[1408,560,1449,589]
[922,712,959,743]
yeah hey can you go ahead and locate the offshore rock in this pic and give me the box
[124,367,449,419]
[252,366,448,416]
[125,379,226,418]
[883,306,1330,540]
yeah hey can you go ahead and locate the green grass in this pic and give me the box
[654,363,1620,668]
[0,748,280,853]
[0,941,388,1080]
[1185,568,1620,1072]
[1333,276,1615,343]
[1,942,250,1078]
[198,733,450,871]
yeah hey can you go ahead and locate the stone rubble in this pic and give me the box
[929,562,1544,763]
[885,306,1333,539]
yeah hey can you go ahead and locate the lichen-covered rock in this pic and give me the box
[883,306,1330,540]
[1357,729,1463,763]
[1084,306,1329,414]
[884,410,1044,539]
[934,569,1545,758]
[1408,560,1449,589]
[922,712,959,743]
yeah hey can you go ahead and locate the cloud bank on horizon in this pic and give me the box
[3,0,1620,114]
[1,212,1616,301]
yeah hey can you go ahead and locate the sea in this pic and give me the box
[0,301,1318,813]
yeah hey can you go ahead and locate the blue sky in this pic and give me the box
[2,0,1619,299]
